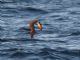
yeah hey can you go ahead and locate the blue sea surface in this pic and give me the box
[0,0,80,60]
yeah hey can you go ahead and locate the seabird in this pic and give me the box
[29,19,42,38]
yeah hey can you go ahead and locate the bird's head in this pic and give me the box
[37,22,42,30]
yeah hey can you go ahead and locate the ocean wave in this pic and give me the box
[70,31,80,36]
[10,51,31,58]
[0,26,4,31]
[18,6,49,14]
[0,0,14,3]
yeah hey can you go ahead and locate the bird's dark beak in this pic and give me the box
[37,22,42,30]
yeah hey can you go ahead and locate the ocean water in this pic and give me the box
[0,0,80,60]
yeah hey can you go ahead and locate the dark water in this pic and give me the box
[0,0,80,60]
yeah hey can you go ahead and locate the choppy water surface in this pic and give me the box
[0,0,80,60]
